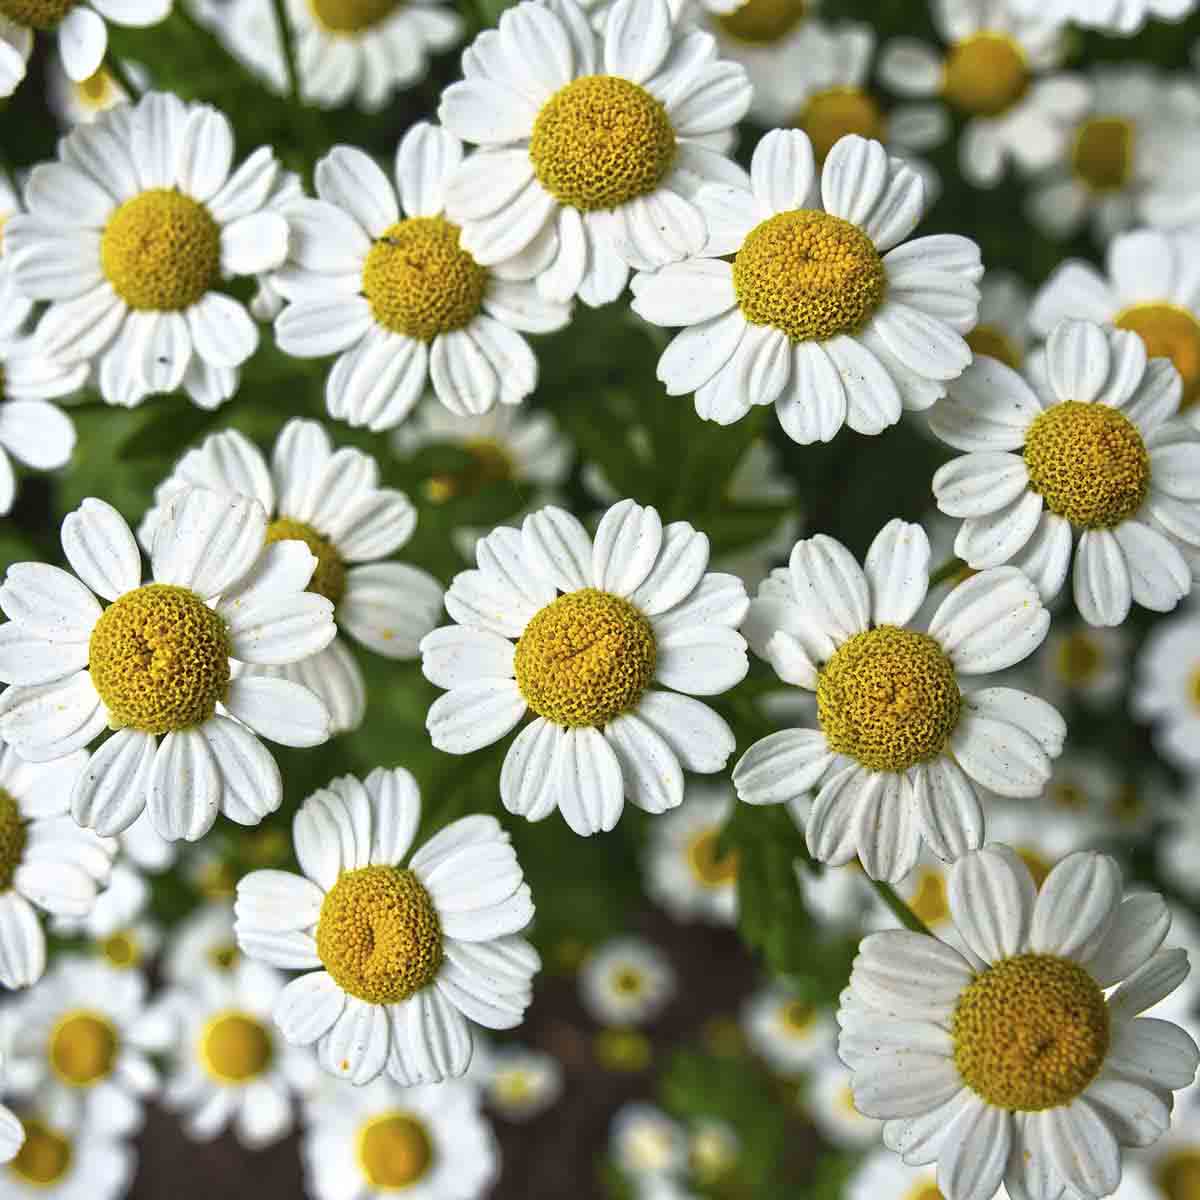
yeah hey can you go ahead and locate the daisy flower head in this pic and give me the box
[632,129,982,443]
[838,846,1200,1200]
[0,487,338,841]
[5,92,290,410]
[579,936,675,1025]
[733,519,1059,882]
[46,56,138,127]
[741,984,835,1074]
[1008,0,1198,34]
[1133,603,1200,770]
[438,0,753,307]
[421,498,749,836]
[235,766,539,1086]
[611,1102,689,1180]
[276,124,571,428]
[164,899,240,984]
[3,1108,133,1200]
[808,1060,880,1149]
[139,419,443,734]
[0,0,165,100]
[1036,621,1130,711]
[931,318,1200,627]
[0,743,112,989]
[848,1151,948,1200]
[484,1043,564,1121]
[303,1076,498,1200]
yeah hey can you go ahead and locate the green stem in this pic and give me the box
[269,0,302,107]
[104,52,141,101]
[928,556,965,588]
[870,879,934,937]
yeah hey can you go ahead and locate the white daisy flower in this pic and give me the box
[1008,0,1198,34]
[420,498,749,836]
[688,1118,738,1187]
[931,319,1200,626]
[235,766,539,1086]
[304,1075,498,1199]
[733,519,1058,883]
[6,91,290,410]
[276,123,571,427]
[1031,229,1200,415]
[45,55,141,126]
[0,743,113,989]
[964,270,1031,371]
[439,0,752,306]
[1132,604,1200,770]
[1036,622,1130,711]
[2,1109,133,1199]
[742,984,836,1074]
[0,0,165,99]
[838,846,1200,1200]
[7,956,172,1137]
[808,1060,880,1149]
[164,899,241,984]
[484,1043,563,1121]
[139,418,444,734]
[161,960,318,1148]
[1026,66,1200,243]
[644,781,738,926]
[579,936,675,1026]
[1036,749,1154,842]
[611,1102,689,1179]
[52,860,148,940]
[1130,1127,1200,1200]
[878,0,1088,190]
[0,487,337,841]
[633,129,982,443]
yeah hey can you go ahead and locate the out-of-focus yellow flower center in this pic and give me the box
[199,1011,274,1084]
[49,1011,119,1087]
[612,967,645,995]
[9,1121,72,1186]
[530,76,677,211]
[903,1183,945,1200]
[426,439,516,503]
[208,941,241,972]
[795,88,887,164]
[733,210,886,342]
[265,517,347,606]
[594,1028,652,1071]
[356,1113,434,1189]
[316,866,443,1005]
[1023,401,1150,529]
[0,790,26,892]
[817,626,961,773]
[89,584,231,736]
[101,929,142,969]
[1071,117,1135,193]
[1157,1149,1200,1200]
[308,0,400,32]
[685,828,739,888]
[966,323,1022,370]
[1115,302,1200,410]
[76,68,117,107]
[908,867,950,927]
[715,0,807,44]
[494,1069,534,1104]
[0,0,74,28]
[100,189,221,311]
[941,33,1029,118]
[1053,630,1103,685]
[1016,846,1053,890]
[778,999,815,1036]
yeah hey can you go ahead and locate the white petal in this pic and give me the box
[426,679,526,754]
[806,764,868,867]
[339,562,444,657]
[0,673,106,761]
[1073,528,1132,627]
[865,519,929,626]
[554,726,624,837]
[58,6,106,82]
[275,296,372,359]
[0,892,44,989]
[223,591,336,667]
[1043,1101,1119,1200]
[396,122,462,219]
[657,309,745,396]
[1111,521,1190,613]
[315,146,397,239]
[500,719,561,822]
[775,340,847,444]
[319,998,389,1086]
[629,258,735,327]
[788,533,870,643]
[186,293,258,369]
[1108,948,1191,1022]
[821,135,889,227]
[930,566,1049,674]
[71,727,154,836]
[948,844,1035,965]
[955,490,1044,569]
[732,729,832,805]
[0,624,89,687]
[913,756,984,862]
[1046,319,1110,405]
[604,712,683,815]
[176,104,234,204]
[962,688,1066,759]
[592,499,663,597]
[147,727,220,842]
[750,129,815,213]
[521,506,593,593]
[826,334,903,436]
[937,1100,1010,1200]
[1103,1017,1199,1094]
[632,690,735,774]
[1087,894,1170,988]
[274,971,346,1046]
[203,716,281,826]
[223,675,331,748]
[655,624,748,695]
[927,357,1041,452]
[402,988,472,1082]
[0,562,100,641]
[151,487,267,598]
[604,0,670,82]
[420,626,514,690]
[236,925,320,970]
[933,453,1032,519]
[949,712,1052,800]
[60,497,140,601]
[1031,851,1122,962]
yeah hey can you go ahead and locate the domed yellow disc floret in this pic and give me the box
[965,324,1022,370]
[9,1121,72,1187]
[1023,401,1151,529]
[953,953,1110,1111]
[100,189,221,312]
[101,930,142,969]
[426,439,515,504]
[530,76,677,212]
[49,1011,118,1087]
[715,0,807,44]
[685,828,739,888]
[0,0,74,28]
[0,789,26,892]
[733,210,886,343]
[308,0,398,32]
[89,584,231,736]
[356,1113,433,1189]
[316,866,443,1005]
[941,33,1029,118]
[265,517,347,606]
[1157,1149,1200,1200]
[361,218,488,342]
[1116,302,1200,410]
[514,588,657,728]
[817,626,961,773]
[199,1011,274,1083]
[1071,117,1135,194]
[796,88,887,165]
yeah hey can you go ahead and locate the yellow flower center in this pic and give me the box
[494,1069,534,1104]
[100,189,221,312]
[612,967,645,995]
[101,930,142,969]
[715,0,807,43]
[1111,784,1143,826]
[778,999,815,1036]
[1016,847,1053,889]
[1023,401,1150,529]
[733,210,886,343]
[208,942,240,972]
[49,1011,119,1088]
[941,33,1030,118]
[308,0,399,30]
[1048,779,1087,812]
[1071,117,1135,193]
[89,584,231,736]
[76,69,116,107]
[903,1184,945,1200]
[264,517,347,606]
[817,626,961,773]
[426,439,516,503]
[9,1121,72,1187]
[0,0,73,28]
[684,828,739,888]
[0,789,26,893]
[953,954,1109,1111]
[966,323,1022,370]
[356,1113,434,1190]
[199,1011,274,1084]
[1157,1149,1200,1200]
[908,867,950,927]
[514,589,657,728]
[1115,302,1200,410]
[361,217,487,342]
[1053,630,1102,685]
[529,75,677,212]
[594,1028,652,1071]
[795,87,887,165]
[315,866,443,1005]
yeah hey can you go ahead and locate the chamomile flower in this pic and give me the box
[644,781,739,925]
[580,936,675,1026]
[838,846,1200,1200]
[632,130,982,443]
[235,767,539,1086]
[1031,230,1200,414]
[1036,622,1130,711]
[439,0,752,306]
[892,855,955,940]
[6,92,290,410]
[808,1060,880,1149]
[1132,1126,1200,1200]
[0,743,113,990]
[611,1103,689,1179]
[51,862,153,951]
[2,1110,133,1200]
[930,319,1200,627]
[734,520,1059,883]
[1009,0,1198,34]
[1132,604,1200,770]
[484,1044,563,1121]
[965,270,1031,371]
[877,0,1088,190]
[0,0,165,100]
[742,985,836,1074]
[276,124,571,427]
[421,498,749,837]
[139,419,443,734]
[45,55,139,126]
[704,0,817,55]
[0,487,337,841]
[1036,750,1154,843]
[164,900,241,984]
